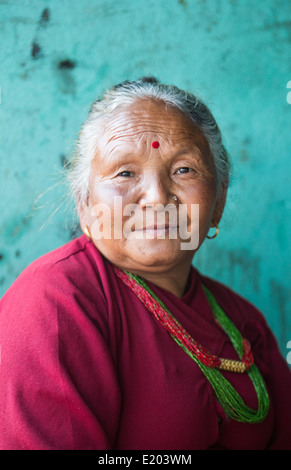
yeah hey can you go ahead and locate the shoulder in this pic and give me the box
[0,235,109,328]
[2,235,102,295]
[17,234,95,280]
[0,236,114,372]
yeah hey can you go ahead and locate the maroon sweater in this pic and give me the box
[0,235,290,450]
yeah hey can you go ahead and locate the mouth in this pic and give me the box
[129,225,179,239]
[134,224,178,231]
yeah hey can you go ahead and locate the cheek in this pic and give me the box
[91,181,137,207]
[89,183,138,240]
[184,182,217,228]
[91,178,147,233]
[186,180,216,208]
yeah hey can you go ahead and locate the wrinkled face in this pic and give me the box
[81,99,225,275]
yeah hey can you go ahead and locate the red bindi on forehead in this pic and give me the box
[152,141,160,149]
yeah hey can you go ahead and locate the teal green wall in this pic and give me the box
[1,0,290,358]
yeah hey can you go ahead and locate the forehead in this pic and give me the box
[98,99,209,151]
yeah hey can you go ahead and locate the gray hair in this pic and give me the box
[68,77,230,209]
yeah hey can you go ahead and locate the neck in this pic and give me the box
[127,262,193,298]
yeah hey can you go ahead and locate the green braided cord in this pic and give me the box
[126,271,270,423]
[202,286,244,355]
[202,286,270,421]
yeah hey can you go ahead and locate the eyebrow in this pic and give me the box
[172,147,204,159]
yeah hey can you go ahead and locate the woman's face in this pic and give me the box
[81,99,225,275]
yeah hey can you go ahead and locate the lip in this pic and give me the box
[134,225,178,231]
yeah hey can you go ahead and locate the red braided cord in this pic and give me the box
[242,339,254,370]
[114,267,221,368]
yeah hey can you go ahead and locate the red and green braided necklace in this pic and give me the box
[114,267,270,424]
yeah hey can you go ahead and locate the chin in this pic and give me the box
[125,239,192,269]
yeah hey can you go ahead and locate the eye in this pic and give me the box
[175,167,193,174]
[117,171,134,177]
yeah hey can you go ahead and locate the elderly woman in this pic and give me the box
[0,78,291,450]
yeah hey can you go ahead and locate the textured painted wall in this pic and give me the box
[0,0,290,357]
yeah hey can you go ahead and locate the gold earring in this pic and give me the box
[84,225,92,240]
[206,222,219,239]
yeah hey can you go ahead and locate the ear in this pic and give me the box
[212,184,228,226]
[77,195,92,234]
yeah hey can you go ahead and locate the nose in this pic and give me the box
[138,172,171,208]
